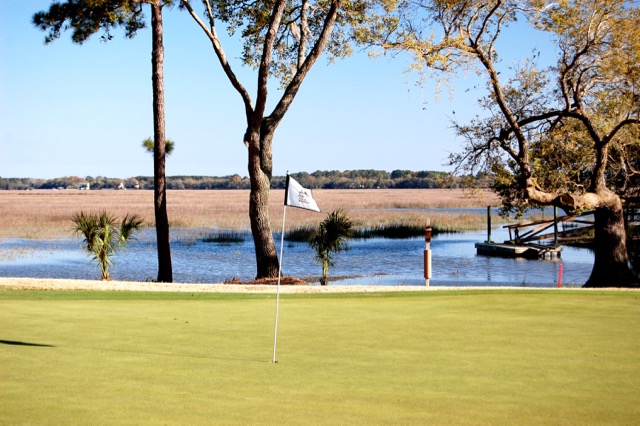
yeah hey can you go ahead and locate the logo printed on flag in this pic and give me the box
[284,175,321,212]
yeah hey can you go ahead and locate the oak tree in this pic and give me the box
[180,0,395,278]
[386,0,639,287]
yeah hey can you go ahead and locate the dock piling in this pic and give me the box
[486,206,492,243]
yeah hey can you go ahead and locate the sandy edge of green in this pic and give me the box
[1,276,638,294]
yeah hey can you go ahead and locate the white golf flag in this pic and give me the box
[285,175,321,212]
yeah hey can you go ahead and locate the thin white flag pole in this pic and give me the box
[272,198,288,363]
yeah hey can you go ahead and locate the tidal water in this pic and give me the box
[0,227,593,287]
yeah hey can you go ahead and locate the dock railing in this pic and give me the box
[504,210,594,245]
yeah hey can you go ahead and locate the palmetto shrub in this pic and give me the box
[72,211,143,280]
[310,209,353,285]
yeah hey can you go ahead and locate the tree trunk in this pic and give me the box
[584,204,639,288]
[247,129,279,279]
[321,260,329,286]
[151,2,172,283]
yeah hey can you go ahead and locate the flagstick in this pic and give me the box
[272,204,287,364]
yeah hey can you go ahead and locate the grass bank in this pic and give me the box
[1,290,638,424]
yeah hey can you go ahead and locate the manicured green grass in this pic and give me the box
[1,290,639,424]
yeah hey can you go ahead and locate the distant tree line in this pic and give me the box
[0,170,492,191]
[0,176,137,190]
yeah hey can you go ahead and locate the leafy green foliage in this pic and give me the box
[310,209,352,285]
[33,0,147,44]
[386,0,640,210]
[204,0,397,87]
[72,211,143,280]
[142,137,175,156]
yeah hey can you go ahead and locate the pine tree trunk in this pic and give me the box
[584,204,638,288]
[151,2,172,283]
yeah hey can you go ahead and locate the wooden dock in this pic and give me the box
[477,200,637,260]
[475,241,562,259]
[475,207,591,260]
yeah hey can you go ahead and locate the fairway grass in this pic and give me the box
[1,290,639,424]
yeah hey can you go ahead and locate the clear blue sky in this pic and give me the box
[0,1,553,179]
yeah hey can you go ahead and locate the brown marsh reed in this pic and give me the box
[0,188,502,239]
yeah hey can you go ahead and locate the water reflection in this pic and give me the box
[0,228,593,287]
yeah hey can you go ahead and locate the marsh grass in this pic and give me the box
[200,231,247,244]
[0,247,38,262]
[285,226,317,242]
[287,223,432,241]
[0,189,502,239]
[353,223,426,239]
[284,218,484,242]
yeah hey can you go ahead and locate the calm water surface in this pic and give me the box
[0,227,593,287]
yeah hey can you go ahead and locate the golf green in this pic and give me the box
[1,290,639,424]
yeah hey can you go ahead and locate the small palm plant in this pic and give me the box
[142,137,175,155]
[310,209,353,285]
[72,211,143,280]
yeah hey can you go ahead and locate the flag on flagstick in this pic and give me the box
[284,175,321,212]
[273,173,321,364]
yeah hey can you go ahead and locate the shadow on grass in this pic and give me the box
[1,339,269,363]
[74,345,268,364]
[0,339,55,347]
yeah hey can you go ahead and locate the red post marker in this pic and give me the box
[424,226,432,286]
[557,264,563,288]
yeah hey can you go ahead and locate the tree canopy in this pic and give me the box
[384,0,640,212]
[381,0,639,286]
[33,0,148,44]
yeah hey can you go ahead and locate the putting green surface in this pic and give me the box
[1,290,639,424]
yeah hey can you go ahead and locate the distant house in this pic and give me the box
[78,183,90,190]
[129,178,140,189]
[124,179,140,189]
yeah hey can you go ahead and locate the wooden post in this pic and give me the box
[424,225,432,286]
[553,206,558,246]
[486,206,492,243]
